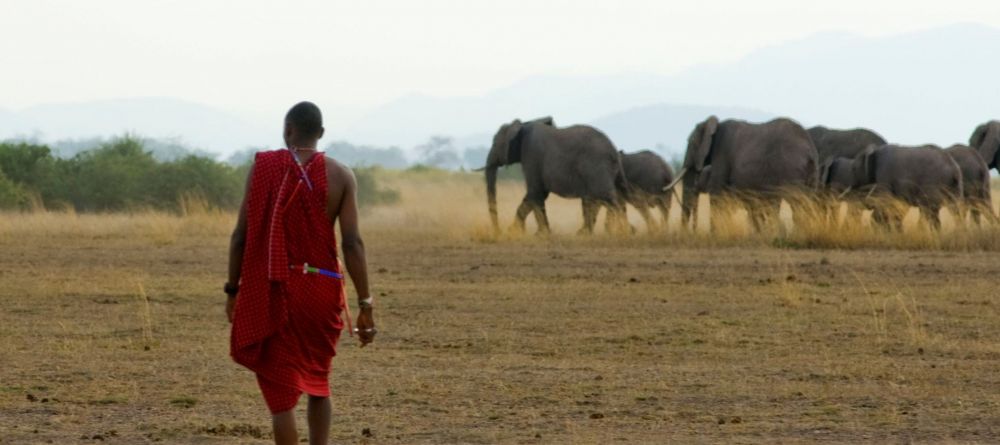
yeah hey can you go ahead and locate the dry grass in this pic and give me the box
[1,171,999,443]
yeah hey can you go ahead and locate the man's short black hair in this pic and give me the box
[285,101,323,138]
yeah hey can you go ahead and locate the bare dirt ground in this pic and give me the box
[2,174,1000,444]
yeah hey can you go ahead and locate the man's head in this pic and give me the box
[284,101,325,148]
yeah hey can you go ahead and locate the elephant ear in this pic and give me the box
[970,123,987,149]
[971,122,1000,168]
[819,157,835,186]
[535,116,555,127]
[502,119,524,164]
[694,116,719,171]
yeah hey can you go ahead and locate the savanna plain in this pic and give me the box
[2,170,1000,444]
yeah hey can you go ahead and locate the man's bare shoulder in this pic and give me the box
[324,156,355,188]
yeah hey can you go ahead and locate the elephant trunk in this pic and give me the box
[486,165,499,232]
[681,169,697,229]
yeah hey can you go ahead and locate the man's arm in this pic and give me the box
[338,167,375,345]
[225,163,254,322]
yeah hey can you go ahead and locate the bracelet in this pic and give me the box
[358,297,373,309]
[224,282,239,297]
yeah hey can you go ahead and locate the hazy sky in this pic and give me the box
[2,0,1000,124]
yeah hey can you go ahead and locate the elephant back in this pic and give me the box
[723,118,817,191]
[621,150,673,195]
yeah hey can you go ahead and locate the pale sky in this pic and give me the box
[2,0,1000,125]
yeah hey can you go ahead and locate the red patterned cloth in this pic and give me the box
[230,149,345,414]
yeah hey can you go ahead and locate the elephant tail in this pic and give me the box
[614,151,631,197]
[947,155,964,199]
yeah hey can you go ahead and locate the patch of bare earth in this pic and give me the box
[0,213,998,444]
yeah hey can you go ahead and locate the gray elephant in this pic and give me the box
[667,116,818,230]
[483,117,627,235]
[808,126,887,164]
[822,144,963,229]
[596,150,675,232]
[970,120,1000,172]
[819,157,854,194]
[944,144,993,223]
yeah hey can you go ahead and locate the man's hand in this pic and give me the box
[356,307,376,347]
[226,296,237,323]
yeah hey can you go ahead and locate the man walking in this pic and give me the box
[225,101,376,444]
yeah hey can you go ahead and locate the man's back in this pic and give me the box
[226,101,375,445]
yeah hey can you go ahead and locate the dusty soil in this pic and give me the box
[1,176,999,444]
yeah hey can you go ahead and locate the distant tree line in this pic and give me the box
[0,136,400,212]
[321,137,490,171]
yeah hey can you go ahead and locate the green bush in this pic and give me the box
[354,166,400,208]
[0,137,400,212]
[0,170,29,209]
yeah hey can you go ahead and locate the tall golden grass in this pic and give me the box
[2,170,999,251]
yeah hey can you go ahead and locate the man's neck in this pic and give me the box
[287,139,318,151]
[287,141,319,165]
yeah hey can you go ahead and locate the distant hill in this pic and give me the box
[343,23,1000,149]
[588,104,775,154]
[2,23,998,159]
[654,23,1000,146]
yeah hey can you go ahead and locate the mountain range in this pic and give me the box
[1,23,997,160]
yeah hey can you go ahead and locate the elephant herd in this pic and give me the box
[481,116,1000,235]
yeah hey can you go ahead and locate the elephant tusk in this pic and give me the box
[662,167,687,192]
[837,186,853,200]
[864,184,878,200]
[670,187,682,205]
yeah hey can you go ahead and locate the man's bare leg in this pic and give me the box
[307,395,331,445]
[272,410,298,445]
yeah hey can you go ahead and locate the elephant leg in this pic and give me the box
[923,206,942,231]
[844,202,863,226]
[747,200,767,233]
[656,198,670,232]
[579,198,599,235]
[980,199,999,225]
[970,198,996,226]
[872,207,902,232]
[870,207,888,230]
[610,199,631,235]
[757,198,784,235]
[530,196,551,235]
[969,204,982,226]
[824,198,840,227]
[681,202,694,230]
[634,203,656,233]
[513,188,549,234]
[596,198,626,235]
[512,200,533,233]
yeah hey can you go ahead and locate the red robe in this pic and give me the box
[230,149,344,414]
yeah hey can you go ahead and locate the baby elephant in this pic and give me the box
[944,144,994,224]
[616,150,676,232]
[822,144,963,230]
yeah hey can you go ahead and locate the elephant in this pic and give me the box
[819,156,870,226]
[944,144,994,224]
[970,120,1000,172]
[483,117,628,235]
[667,116,818,230]
[819,157,854,195]
[821,144,963,230]
[597,150,676,233]
[808,126,887,164]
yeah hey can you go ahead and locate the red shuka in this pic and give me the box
[230,150,345,413]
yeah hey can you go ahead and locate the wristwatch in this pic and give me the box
[224,282,239,297]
